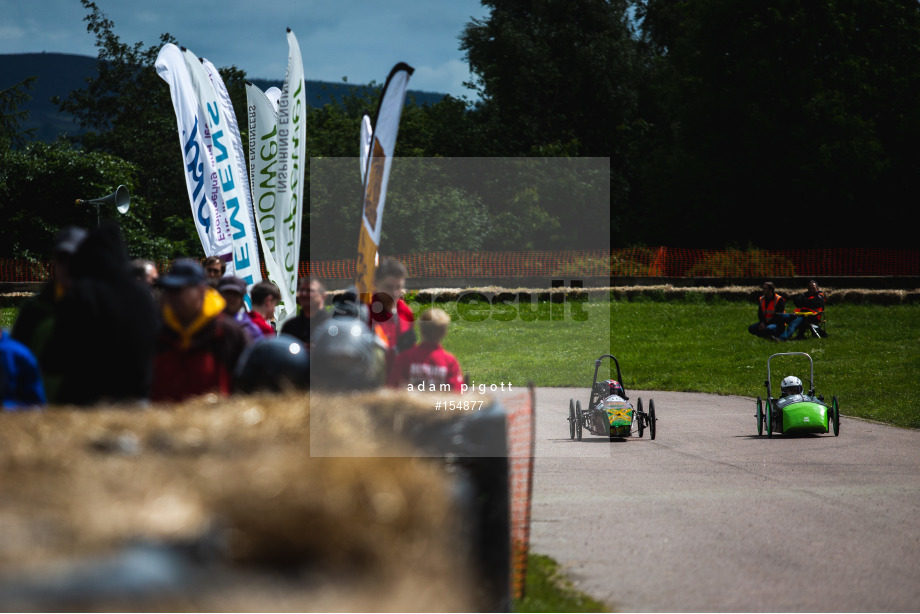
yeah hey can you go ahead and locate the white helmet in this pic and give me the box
[781,375,803,397]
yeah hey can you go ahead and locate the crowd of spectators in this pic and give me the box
[1,224,465,409]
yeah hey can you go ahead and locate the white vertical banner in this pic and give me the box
[272,28,307,318]
[200,57,259,267]
[246,81,294,319]
[360,114,372,184]
[155,43,232,261]
[355,62,414,300]
[181,47,263,288]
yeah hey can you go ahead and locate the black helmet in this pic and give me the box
[311,316,386,391]
[235,334,310,393]
[330,286,369,322]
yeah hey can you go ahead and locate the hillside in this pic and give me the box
[1,52,446,143]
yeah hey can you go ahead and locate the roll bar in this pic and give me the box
[591,354,626,405]
[766,352,815,397]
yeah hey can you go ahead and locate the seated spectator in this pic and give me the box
[387,308,464,393]
[748,281,787,340]
[151,259,249,402]
[248,281,281,338]
[779,280,826,341]
[280,277,329,346]
[217,275,262,341]
[0,329,46,409]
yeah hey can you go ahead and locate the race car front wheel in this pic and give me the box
[568,400,576,440]
[637,398,645,438]
[832,396,840,436]
[575,401,583,441]
[766,398,774,438]
[648,399,657,440]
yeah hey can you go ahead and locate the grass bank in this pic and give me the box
[515,553,608,612]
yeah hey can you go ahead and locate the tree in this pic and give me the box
[459,0,645,248]
[461,0,641,157]
[0,76,37,150]
[0,141,178,261]
[634,0,920,248]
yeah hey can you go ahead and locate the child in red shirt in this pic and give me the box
[387,308,463,393]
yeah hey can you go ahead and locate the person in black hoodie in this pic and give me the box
[43,221,158,406]
[12,225,87,400]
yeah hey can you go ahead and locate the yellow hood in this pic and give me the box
[162,287,226,350]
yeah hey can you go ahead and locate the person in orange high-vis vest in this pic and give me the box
[748,281,787,339]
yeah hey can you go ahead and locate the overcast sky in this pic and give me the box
[0,0,488,97]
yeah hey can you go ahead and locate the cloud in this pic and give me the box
[412,59,477,98]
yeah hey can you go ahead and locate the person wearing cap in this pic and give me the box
[217,275,262,341]
[11,226,88,396]
[151,258,249,402]
[280,277,329,346]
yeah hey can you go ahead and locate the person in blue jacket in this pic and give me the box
[0,329,46,409]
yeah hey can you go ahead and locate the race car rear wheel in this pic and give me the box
[575,401,584,441]
[637,398,645,438]
[649,399,657,440]
[756,397,764,436]
[568,400,576,440]
[832,396,840,436]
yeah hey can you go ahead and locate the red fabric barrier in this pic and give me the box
[3,248,919,283]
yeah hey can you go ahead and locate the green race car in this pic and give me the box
[756,352,840,437]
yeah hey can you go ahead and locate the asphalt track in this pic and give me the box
[526,387,920,612]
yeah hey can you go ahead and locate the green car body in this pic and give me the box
[774,394,829,434]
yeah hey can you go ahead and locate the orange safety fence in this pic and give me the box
[506,384,536,602]
[2,248,919,283]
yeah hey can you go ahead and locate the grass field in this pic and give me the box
[419,295,920,430]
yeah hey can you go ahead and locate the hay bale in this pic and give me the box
[0,393,476,612]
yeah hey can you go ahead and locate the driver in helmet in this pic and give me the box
[604,379,626,399]
[780,375,804,398]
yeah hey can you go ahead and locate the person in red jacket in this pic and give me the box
[370,258,417,355]
[387,308,463,393]
[247,280,281,338]
[151,259,249,402]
